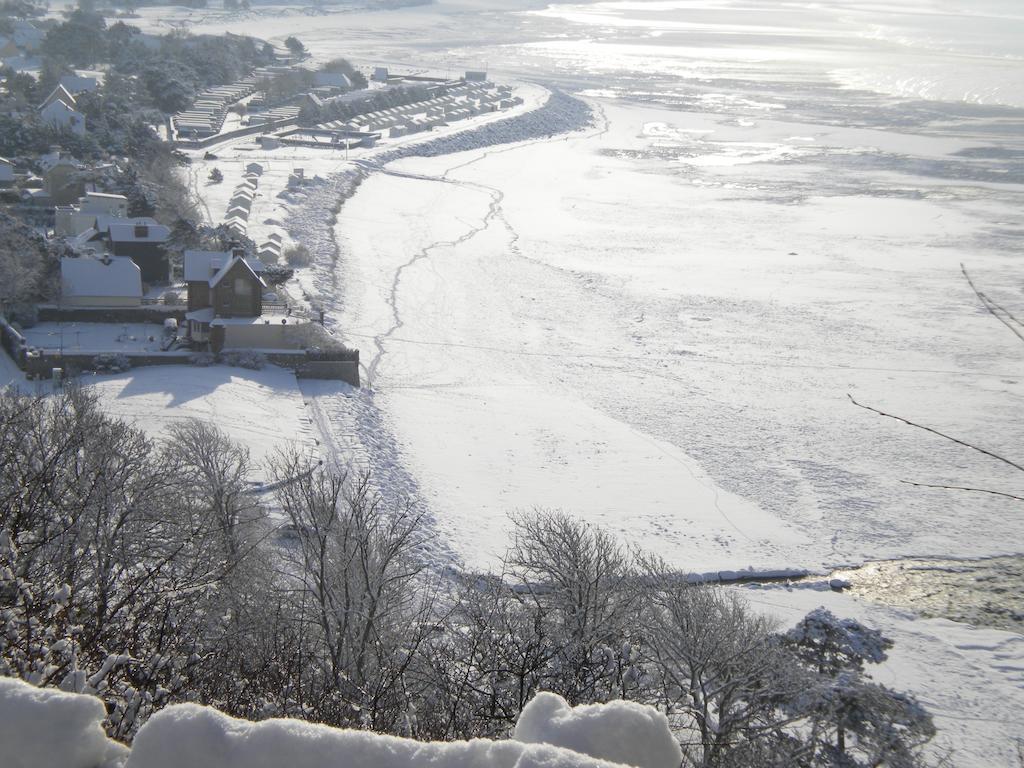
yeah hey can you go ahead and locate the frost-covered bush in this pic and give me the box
[285,244,312,268]
[261,264,294,285]
[92,352,131,373]
[190,351,216,366]
[162,291,181,305]
[221,350,266,370]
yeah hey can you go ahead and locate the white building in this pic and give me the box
[313,71,352,90]
[60,254,142,308]
[40,99,86,136]
[55,192,130,237]
[0,157,14,186]
[59,74,99,95]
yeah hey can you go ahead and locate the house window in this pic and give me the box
[134,225,148,238]
[234,277,252,296]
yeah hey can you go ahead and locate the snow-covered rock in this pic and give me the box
[513,693,682,768]
[0,677,127,768]
[126,697,669,768]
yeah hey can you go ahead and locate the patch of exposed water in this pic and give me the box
[826,556,1024,634]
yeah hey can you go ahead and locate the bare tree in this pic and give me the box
[642,571,809,768]
[271,452,437,730]
[504,510,645,704]
[164,419,258,562]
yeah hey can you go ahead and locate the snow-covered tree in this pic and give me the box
[784,608,935,767]
[643,578,807,768]
[504,510,645,705]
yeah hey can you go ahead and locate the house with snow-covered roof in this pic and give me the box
[60,253,142,307]
[40,84,77,111]
[39,98,86,136]
[184,249,283,349]
[313,71,352,90]
[55,192,129,237]
[103,218,171,284]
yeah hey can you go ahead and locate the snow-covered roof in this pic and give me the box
[61,255,142,299]
[211,313,295,327]
[59,74,98,94]
[209,256,266,290]
[185,308,215,323]
[183,250,229,282]
[106,219,170,243]
[184,251,265,283]
[83,192,127,202]
[39,84,77,111]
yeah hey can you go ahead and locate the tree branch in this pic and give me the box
[847,394,1024,474]
[898,479,1024,502]
[961,263,1024,344]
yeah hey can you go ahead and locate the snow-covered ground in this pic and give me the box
[22,322,172,354]
[320,100,1024,575]
[87,365,317,483]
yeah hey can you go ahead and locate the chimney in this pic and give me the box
[226,240,245,261]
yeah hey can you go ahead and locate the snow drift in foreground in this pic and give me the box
[513,692,682,768]
[0,677,127,768]
[0,678,681,768]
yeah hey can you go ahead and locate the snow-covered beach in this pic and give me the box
[79,0,1024,762]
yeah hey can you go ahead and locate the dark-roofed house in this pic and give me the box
[105,218,171,283]
[184,249,266,346]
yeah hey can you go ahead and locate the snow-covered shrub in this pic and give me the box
[285,244,312,268]
[222,350,266,370]
[162,291,181,305]
[190,352,216,366]
[261,264,294,285]
[92,352,131,373]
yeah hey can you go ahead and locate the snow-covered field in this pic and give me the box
[87,365,317,482]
